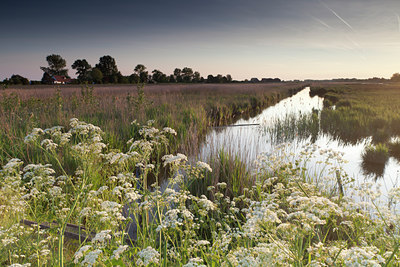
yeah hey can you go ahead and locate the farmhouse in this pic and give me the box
[52,75,73,84]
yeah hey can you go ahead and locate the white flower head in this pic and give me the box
[136,246,160,266]
[196,161,212,172]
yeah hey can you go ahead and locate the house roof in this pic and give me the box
[52,75,72,83]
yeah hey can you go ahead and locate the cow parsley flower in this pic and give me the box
[73,245,92,263]
[163,127,177,135]
[111,245,129,260]
[196,161,212,172]
[136,246,160,266]
[81,249,102,266]
[92,230,112,243]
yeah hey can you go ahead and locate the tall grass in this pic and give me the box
[0,119,399,266]
[266,111,320,144]
[190,149,252,199]
[361,144,389,178]
[0,83,304,167]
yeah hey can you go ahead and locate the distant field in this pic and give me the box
[2,82,400,266]
[0,82,305,164]
[3,82,302,99]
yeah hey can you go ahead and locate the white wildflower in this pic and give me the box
[136,246,160,266]
[81,249,102,266]
[196,161,212,172]
[92,230,112,243]
[217,182,227,189]
[111,245,129,260]
[163,127,177,135]
[73,245,92,263]
[162,153,187,166]
[24,128,44,144]
[183,257,206,267]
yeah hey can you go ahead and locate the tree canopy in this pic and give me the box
[2,74,29,85]
[134,64,149,83]
[90,68,103,84]
[95,55,120,83]
[33,54,240,85]
[391,73,400,82]
[40,54,69,77]
[72,59,92,82]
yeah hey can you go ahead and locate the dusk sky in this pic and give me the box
[2,0,400,81]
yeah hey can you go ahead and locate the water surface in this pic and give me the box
[199,87,400,198]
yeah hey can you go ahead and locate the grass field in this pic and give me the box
[1,82,399,266]
[0,82,304,165]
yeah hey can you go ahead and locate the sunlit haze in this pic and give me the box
[1,0,400,80]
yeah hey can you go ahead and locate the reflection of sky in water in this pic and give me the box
[199,87,400,197]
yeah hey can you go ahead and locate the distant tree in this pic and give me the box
[72,59,92,83]
[41,72,54,84]
[205,74,231,83]
[90,68,103,84]
[173,68,182,83]
[192,71,201,83]
[5,74,30,85]
[169,74,176,83]
[40,54,69,77]
[95,55,120,83]
[134,64,149,83]
[182,67,194,83]
[151,69,168,83]
[118,76,129,84]
[216,74,224,83]
[134,64,146,74]
[391,73,400,82]
[129,73,140,84]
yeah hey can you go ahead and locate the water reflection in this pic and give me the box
[361,160,386,179]
[199,87,324,164]
[199,87,400,196]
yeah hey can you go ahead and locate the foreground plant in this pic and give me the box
[0,119,399,266]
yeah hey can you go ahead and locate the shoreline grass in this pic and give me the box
[0,119,399,266]
[0,82,305,166]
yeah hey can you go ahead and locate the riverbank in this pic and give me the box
[0,82,305,165]
[1,118,398,266]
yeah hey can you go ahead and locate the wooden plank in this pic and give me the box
[213,123,260,128]
[21,219,94,241]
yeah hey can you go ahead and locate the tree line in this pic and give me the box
[1,54,235,85]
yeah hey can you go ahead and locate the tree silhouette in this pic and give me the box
[95,55,120,83]
[40,54,69,77]
[134,64,149,83]
[72,59,92,82]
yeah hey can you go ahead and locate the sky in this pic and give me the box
[1,0,400,81]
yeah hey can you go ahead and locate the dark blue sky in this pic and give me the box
[2,0,400,80]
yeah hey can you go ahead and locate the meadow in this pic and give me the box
[1,82,400,266]
[0,83,302,165]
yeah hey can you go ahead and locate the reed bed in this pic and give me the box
[0,82,304,166]
[0,119,399,266]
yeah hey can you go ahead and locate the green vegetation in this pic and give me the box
[389,139,400,161]
[267,111,320,144]
[310,83,400,145]
[361,144,389,177]
[2,82,400,266]
[0,83,300,167]
[1,119,399,266]
[268,83,400,177]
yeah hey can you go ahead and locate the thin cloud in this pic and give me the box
[319,0,355,32]
[396,13,400,33]
[312,16,332,29]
